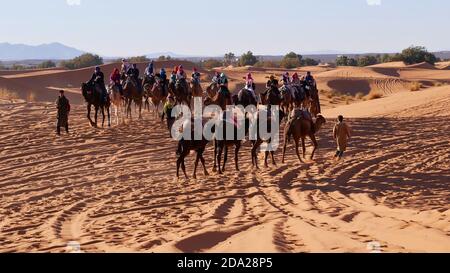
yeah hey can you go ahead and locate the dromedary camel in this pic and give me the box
[142,75,156,112]
[149,79,167,118]
[190,79,203,99]
[108,83,124,125]
[176,130,211,179]
[212,117,250,174]
[81,82,111,128]
[206,83,219,98]
[122,75,143,120]
[282,111,326,163]
[251,109,286,169]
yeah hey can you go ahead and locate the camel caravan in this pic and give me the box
[80,60,325,178]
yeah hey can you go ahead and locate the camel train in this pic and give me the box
[80,64,324,179]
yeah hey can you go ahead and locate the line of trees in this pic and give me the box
[60,53,104,70]
[336,46,439,67]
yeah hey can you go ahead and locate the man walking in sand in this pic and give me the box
[333,115,351,160]
[56,90,70,136]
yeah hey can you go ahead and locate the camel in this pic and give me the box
[206,83,220,100]
[204,89,233,111]
[176,129,211,179]
[212,118,250,174]
[305,84,321,117]
[282,111,326,163]
[260,85,283,107]
[190,80,203,98]
[81,82,111,128]
[122,75,143,120]
[171,79,191,107]
[108,83,124,125]
[149,79,167,118]
[233,88,258,109]
[142,75,156,111]
[280,86,294,115]
[251,109,286,169]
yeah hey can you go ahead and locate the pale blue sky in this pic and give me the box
[1,0,449,56]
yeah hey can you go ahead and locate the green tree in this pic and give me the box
[128,56,150,63]
[336,55,357,66]
[38,60,56,69]
[224,52,236,66]
[401,46,438,65]
[239,51,258,66]
[301,58,319,66]
[157,55,172,61]
[280,52,302,69]
[60,53,103,70]
[201,59,223,69]
[357,55,378,67]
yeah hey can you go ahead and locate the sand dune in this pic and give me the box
[0,83,448,253]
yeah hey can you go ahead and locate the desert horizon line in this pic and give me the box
[1,41,449,61]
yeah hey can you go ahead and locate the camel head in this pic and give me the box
[314,114,326,132]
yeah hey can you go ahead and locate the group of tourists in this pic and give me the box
[56,58,351,160]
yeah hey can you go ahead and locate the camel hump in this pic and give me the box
[290,108,312,121]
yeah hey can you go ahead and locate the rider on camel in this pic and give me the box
[218,73,231,97]
[191,67,201,84]
[110,68,123,95]
[127,64,142,93]
[243,73,257,101]
[144,60,155,79]
[90,66,108,103]
[121,59,130,75]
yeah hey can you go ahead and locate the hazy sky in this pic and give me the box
[1,0,449,56]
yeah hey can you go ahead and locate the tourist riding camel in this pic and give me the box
[121,58,131,75]
[109,68,123,95]
[144,60,155,78]
[127,64,142,94]
[158,68,168,97]
[191,67,201,84]
[89,66,108,103]
[243,73,257,101]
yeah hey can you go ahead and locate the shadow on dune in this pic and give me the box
[282,116,449,210]
[327,79,371,95]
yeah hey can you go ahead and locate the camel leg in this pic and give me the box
[87,104,94,127]
[101,107,105,128]
[181,158,188,179]
[264,151,269,168]
[193,151,200,179]
[200,152,209,176]
[217,145,223,174]
[252,140,261,170]
[212,140,218,172]
[234,143,241,171]
[176,156,182,178]
[107,106,111,127]
[94,107,99,128]
[282,135,288,164]
[222,146,228,173]
[127,100,132,120]
[295,139,303,163]
[302,137,306,159]
[271,151,277,166]
[138,100,142,119]
[310,134,318,160]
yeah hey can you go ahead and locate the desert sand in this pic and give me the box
[0,62,449,253]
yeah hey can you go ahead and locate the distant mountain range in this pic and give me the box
[1,42,449,63]
[0,42,85,61]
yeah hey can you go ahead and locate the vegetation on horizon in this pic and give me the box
[336,46,439,67]
[60,53,103,70]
